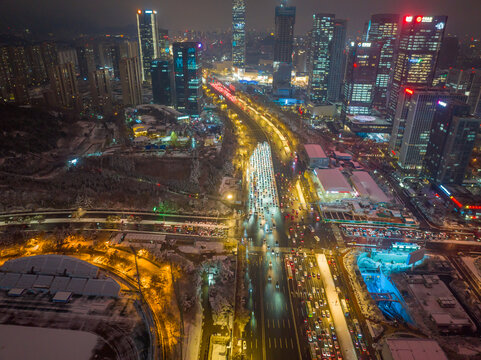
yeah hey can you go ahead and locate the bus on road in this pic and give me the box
[340,298,350,317]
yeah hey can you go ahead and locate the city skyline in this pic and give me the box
[2,0,481,38]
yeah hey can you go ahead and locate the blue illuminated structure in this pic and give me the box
[173,42,203,115]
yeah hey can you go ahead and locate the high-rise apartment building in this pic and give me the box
[173,42,203,115]
[365,14,399,110]
[49,62,80,110]
[89,68,113,116]
[423,101,481,184]
[120,57,142,106]
[389,87,466,170]
[273,3,296,96]
[232,0,246,68]
[76,45,96,80]
[151,59,173,106]
[26,45,48,86]
[327,19,347,102]
[387,15,447,122]
[341,42,381,120]
[136,9,159,82]
[308,14,335,104]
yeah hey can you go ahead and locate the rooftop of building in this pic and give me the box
[315,168,352,193]
[350,171,391,203]
[304,143,327,159]
[384,338,448,360]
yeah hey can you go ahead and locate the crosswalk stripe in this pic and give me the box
[280,337,283,349]
[269,337,271,348]
[290,338,294,349]
[274,338,277,349]
[278,319,280,328]
[285,338,288,348]
[288,319,291,328]
[267,319,269,328]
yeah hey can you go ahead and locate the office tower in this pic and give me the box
[328,19,347,102]
[437,36,459,69]
[308,14,334,104]
[232,0,246,68]
[136,9,159,82]
[273,3,296,96]
[151,59,173,106]
[76,45,96,80]
[120,57,142,106]
[158,29,171,60]
[446,68,481,116]
[365,14,399,109]
[49,63,80,110]
[26,45,48,86]
[89,68,113,116]
[341,42,381,120]
[389,87,466,170]
[423,101,481,184]
[173,42,203,115]
[387,15,447,122]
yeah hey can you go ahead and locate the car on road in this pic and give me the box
[243,340,247,350]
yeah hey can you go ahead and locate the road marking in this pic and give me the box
[267,319,269,328]
[269,337,271,349]
[288,319,291,328]
[283,319,285,328]
[277,319,280,328]
[256,339,258,349]
[274,338,277,349]
[280,337,283,349]
[285,338,288,348]
[290,338,294,349]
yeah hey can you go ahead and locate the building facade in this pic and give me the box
[151,59,173,106]
[387,15,447,122]
[120,57,142,106]
[89,68,113,116]
[232,0,246,68]
[389,87,466,170]
[327,19,347,103]
[308,14,335,104]
[341,42,381,120]
[173,42,203,115]
[365,14,399,110]
[136,9,159,82]
[273,4,296,96]
[49,62,80,110]
[423,101,481,184]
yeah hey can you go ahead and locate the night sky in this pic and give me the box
[2,0,481,38]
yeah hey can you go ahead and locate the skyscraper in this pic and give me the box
[423,101,481,185]
[136,9,159,82]
[151,59,173,106]
[173,42,203,115]
[446,68,481,116]
[365,14,399,110]
[232,0,246,68]
[341,42,381,120]
[437,36,459,70]
[49,62,80,110]
[387,15,447,122]
[327,19,347,103]
[89,68,113,116]
[389,87,466,170]
[308,14,335,105]
[273,3,296,96]
[120,57,142,106]
[26,45,48,86]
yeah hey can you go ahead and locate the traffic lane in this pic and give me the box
[245,254,262,359]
